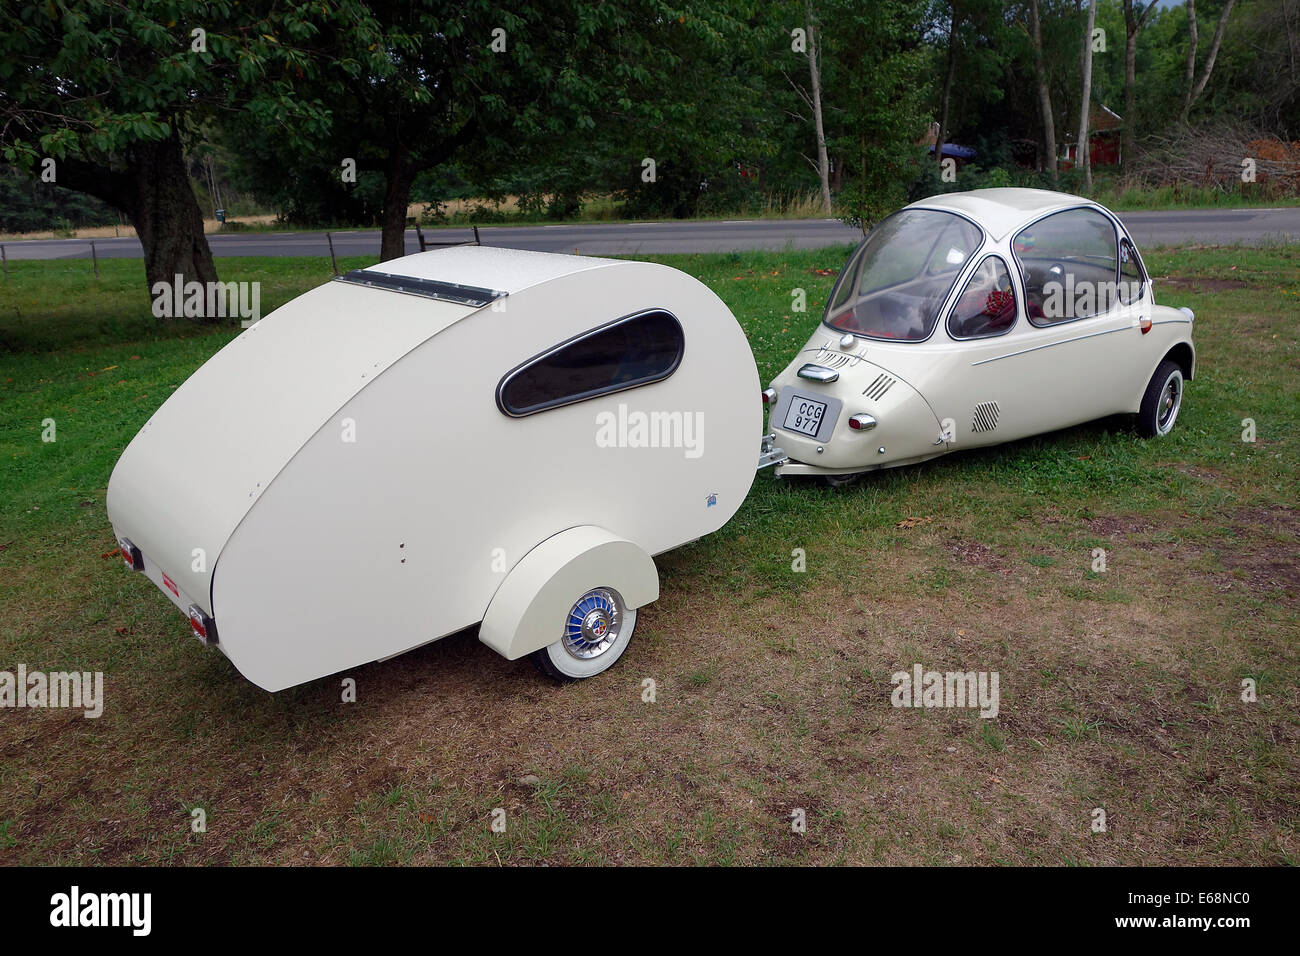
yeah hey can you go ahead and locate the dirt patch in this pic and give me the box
[1213,541,1300,597]
[1085,515,1156,538]
[1232,505,1300,535]
[1160,277,1248,292]
[946,537,1012,574]
[1169,463,1221,483]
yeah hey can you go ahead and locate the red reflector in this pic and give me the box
[187,605,218,645]
[849,418,862,430]
[118,538,144,571]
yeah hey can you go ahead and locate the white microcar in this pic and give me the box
[764,188,1196,484]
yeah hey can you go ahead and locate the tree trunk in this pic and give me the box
[936,8,963,171]
[1029,0,1058,185]
[807,2,832,215]
[1078,0,1098,187]
[129,133,218,302]
[380,142,413,262]
[1181,1,1200,121]
[1182,0,1237,122]
[60,129,218,308]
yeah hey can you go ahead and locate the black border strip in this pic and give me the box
[333,269,504,307]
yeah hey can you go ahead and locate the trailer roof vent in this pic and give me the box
[334,270,506,308]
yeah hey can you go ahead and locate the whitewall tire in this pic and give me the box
[532,587,636,681]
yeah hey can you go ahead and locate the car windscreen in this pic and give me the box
[823,209,984,341]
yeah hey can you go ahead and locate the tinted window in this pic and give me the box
[823,209,984,341]
[947,256,1017,339]
[1013,207,1118,325]
[498,310,684,417]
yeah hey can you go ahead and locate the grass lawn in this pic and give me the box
[0,245,1296,865]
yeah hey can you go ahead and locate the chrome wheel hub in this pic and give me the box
[563,588,622,660]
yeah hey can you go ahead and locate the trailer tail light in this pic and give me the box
[848,414,878,431]
[1139,315,1152,335]
[187,605,219,646]
[762,387,778,406]
[118,537,144,571]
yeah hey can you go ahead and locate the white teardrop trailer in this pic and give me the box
[108,246,775,690]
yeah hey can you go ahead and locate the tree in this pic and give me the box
[1121,0,1160,166]
[934,1,967,171]
[824,0,930,229]
[806,2,833,214]
[0,1,373,300]
[1077,0,1098,187]
[338,1,546,261]
[1027,0,1059,184]
[1180,0,1238,123]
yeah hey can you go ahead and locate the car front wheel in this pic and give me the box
[1137,359,1184,438]
[532,587,636,681]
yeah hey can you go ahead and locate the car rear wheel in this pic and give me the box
[1137,359,1184,438]
[532,586,636,681]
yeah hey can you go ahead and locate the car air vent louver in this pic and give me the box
[813,349,855,370]
[972,401,1001,433]
[863,373,896,400]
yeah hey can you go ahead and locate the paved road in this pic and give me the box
[2,207,1296,261]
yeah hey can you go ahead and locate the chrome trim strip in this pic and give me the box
[970,324,1132,366]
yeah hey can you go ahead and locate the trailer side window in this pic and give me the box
[497,310,685,417]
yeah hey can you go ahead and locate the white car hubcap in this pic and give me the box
[1157,371,1183,434]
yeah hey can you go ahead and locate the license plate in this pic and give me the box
[783,397,827,437]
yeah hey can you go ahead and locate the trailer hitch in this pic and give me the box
[758,433,788,470]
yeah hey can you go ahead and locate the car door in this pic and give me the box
[995,207,1135,432]
[928,207,1143,449]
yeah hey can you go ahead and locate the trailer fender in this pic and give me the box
[480,526,659,660]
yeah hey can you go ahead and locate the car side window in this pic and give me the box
[497,310,684,417]
[1119,238,1145,305]
[947,255,1017,339]
[1013,208,1118,326]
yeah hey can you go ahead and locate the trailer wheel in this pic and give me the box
[1137,359,1183,438]
[532,587,636,681]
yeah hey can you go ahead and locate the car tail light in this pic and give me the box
[1139,315,1152,335]
[762,387,778,406]
[848,414,878,431]
[187,605,219,646]
[118,537,144,571]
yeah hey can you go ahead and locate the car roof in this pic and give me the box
[905,188,1108,241]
